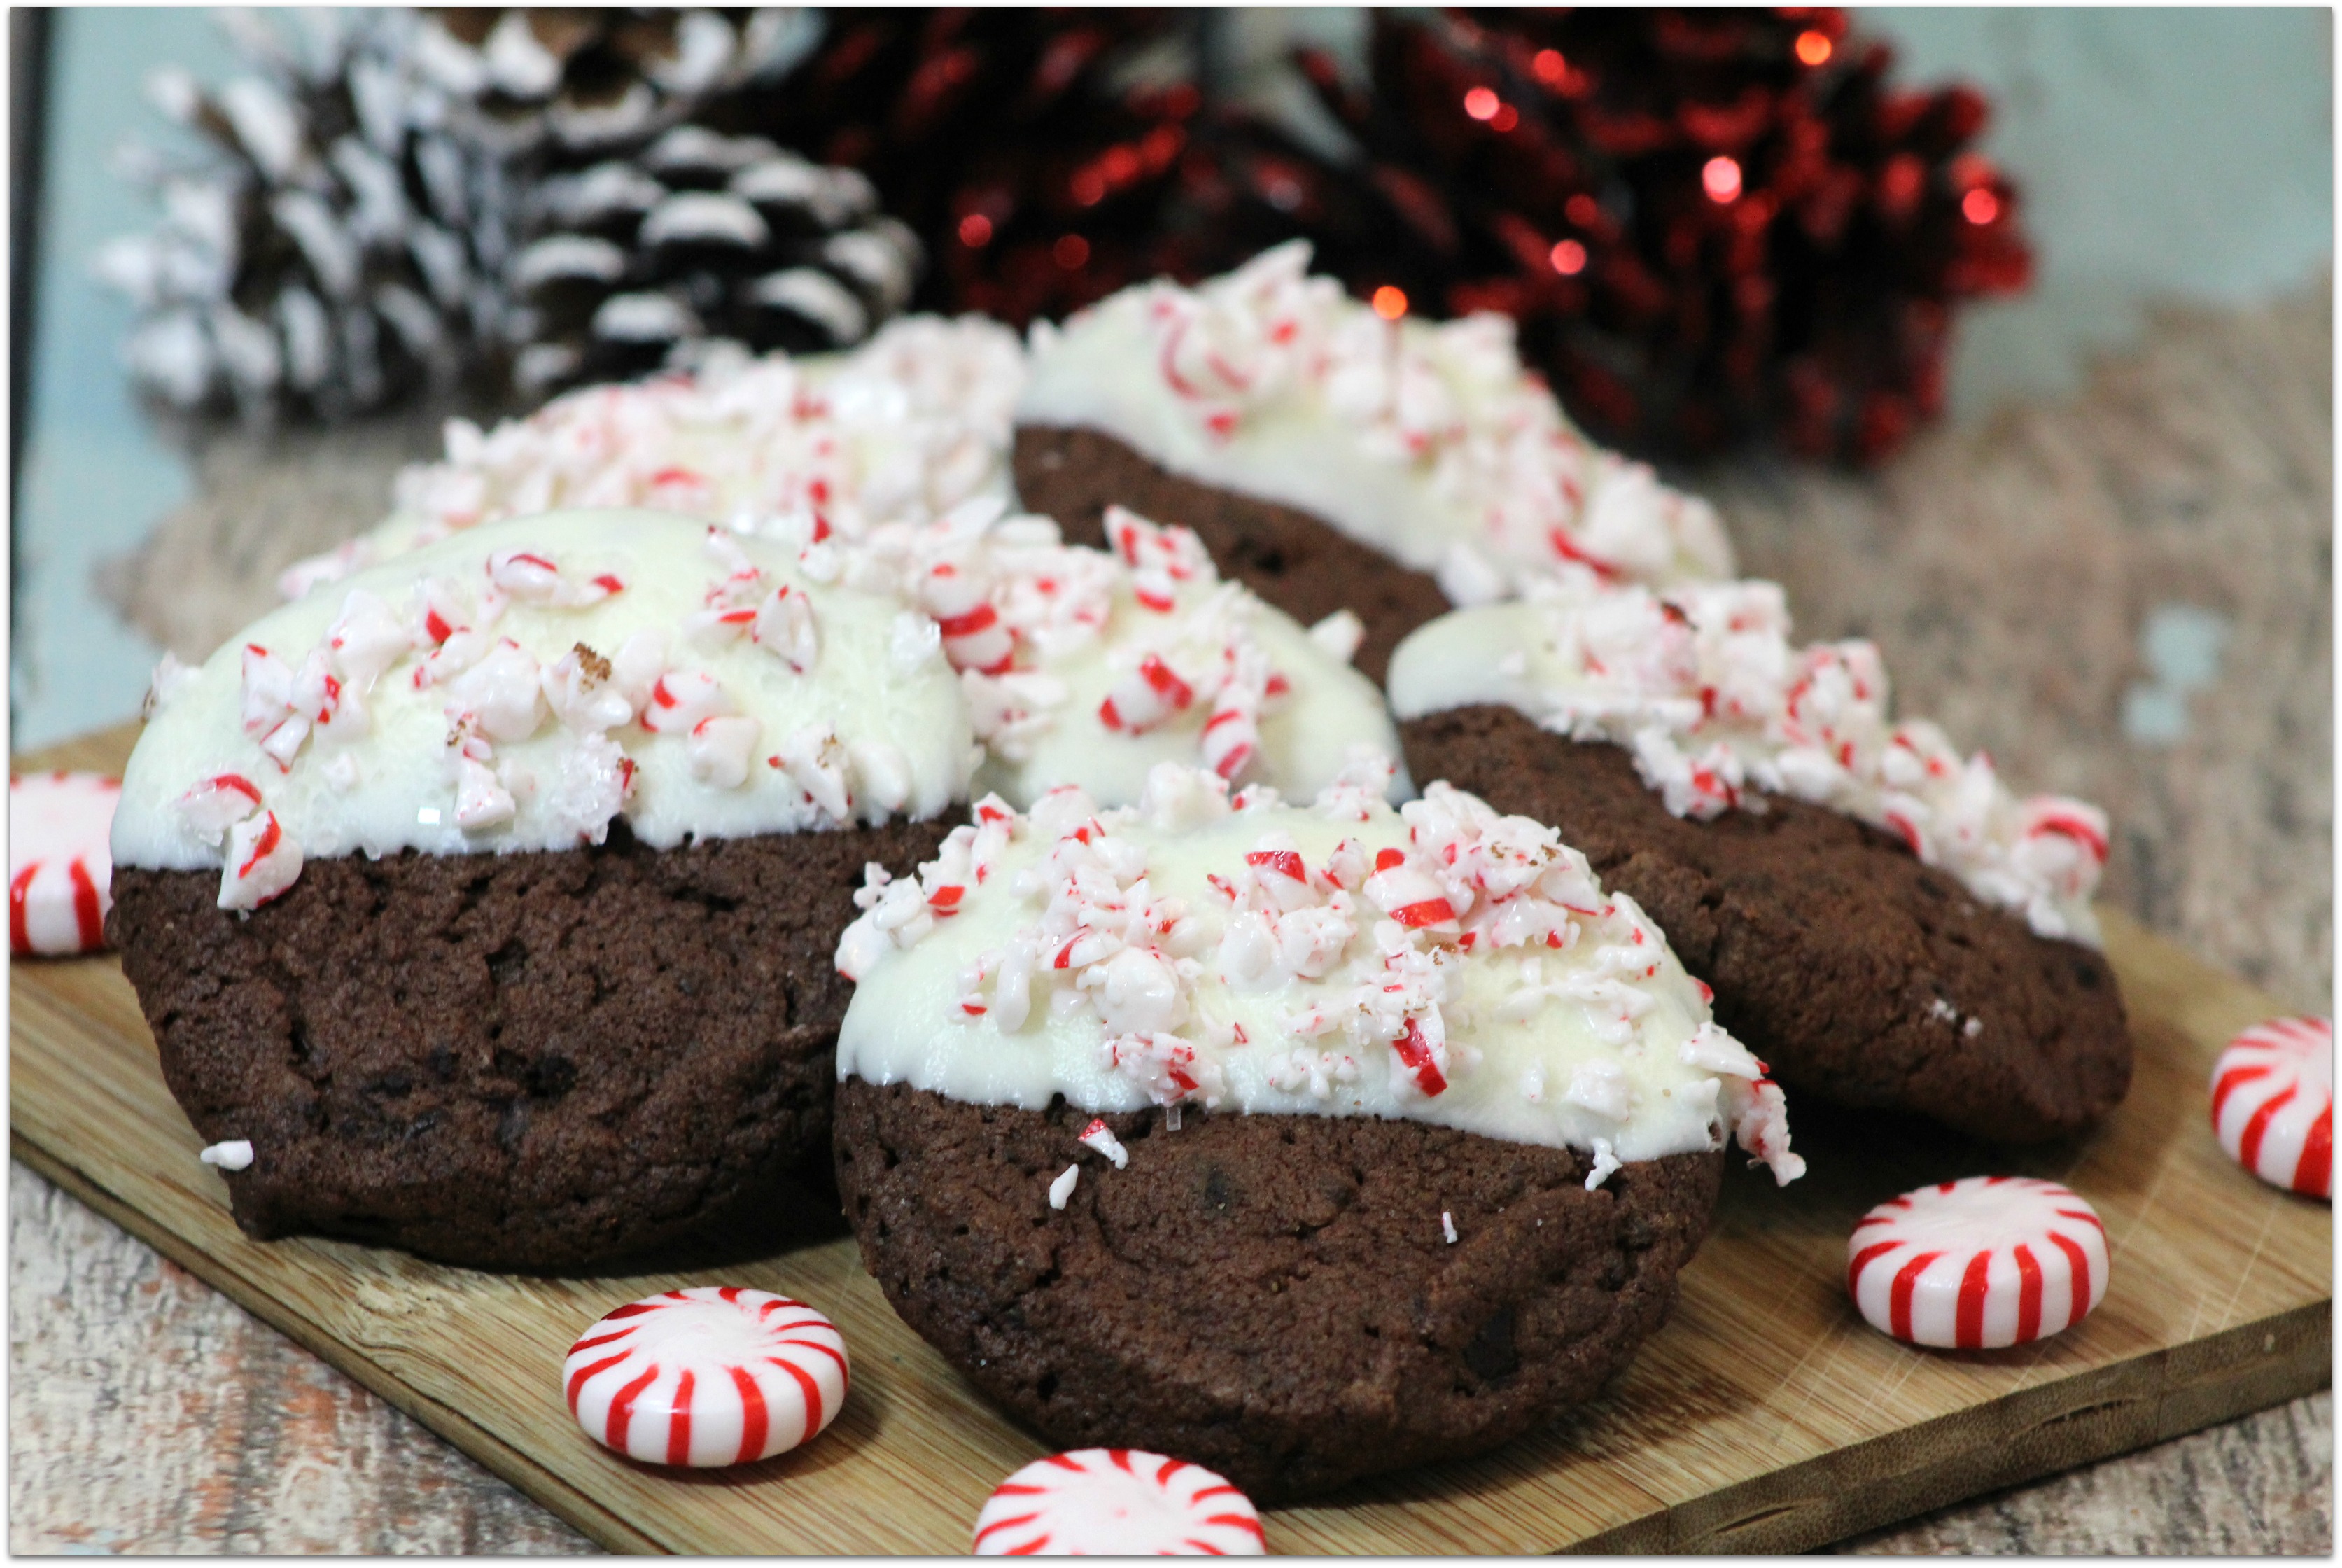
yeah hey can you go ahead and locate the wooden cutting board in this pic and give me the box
[10,723,2330,1554]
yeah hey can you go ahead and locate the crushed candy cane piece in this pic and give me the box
[1078,1119,1130,1169]
[218,811,303,911]
[199,1140,254,1171]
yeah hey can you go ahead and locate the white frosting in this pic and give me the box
[799,498,1403,811]
[834,762,1802,1180]
[1386,575,2110,944]
[115,511,973,906]
[279,314,1026,597]
[1017,241,1734,605]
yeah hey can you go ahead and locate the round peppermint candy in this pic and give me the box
[1846,1177,2110,1349]
[972,1449,1265,1557]
[8,771,120,955]
[2210,1017,2333,1199]
[562,1287,848,1466]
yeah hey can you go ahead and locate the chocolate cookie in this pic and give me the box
[111,816,951,1270]
[833,1079,1722,1501]
[1400,704,2132,1142]
[1014,424,1451,685]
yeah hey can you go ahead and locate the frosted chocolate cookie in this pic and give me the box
[110,510,972,1269]
[831,764,1802,1499]
[1014,241,1733,681]
[1388,575,2131,1143]
[281,314,1025,596]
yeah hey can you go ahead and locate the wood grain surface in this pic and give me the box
[9,728,2331,1556]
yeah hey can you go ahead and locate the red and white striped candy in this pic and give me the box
[562,1287,848,1466]
[972,1449,1265,1557]
[1098,653,1195,734]
[8,772,120,955]
[2210,1017,2333,1199]
[1846,1177,2109,1349]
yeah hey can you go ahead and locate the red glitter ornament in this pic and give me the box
[722,10,1212,326]
[717,8,2031,465]
[1254,8,2035,463]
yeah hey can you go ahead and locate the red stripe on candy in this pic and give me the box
[1206,1513,1266,1541]
[1889,1251,1944,1341]
[1846,1240,1900,1296]
[567,1327,636,1356]
[2294,1105,2333,1197]
[566,1351,629,1413]
[2048,1232,2092,1329]
[2013,1244,2043,1343]
[774,1338,848,1376]
[936,605,999,638]
[730,1365,768,1464]
[1392,1018,1447,1096]
[770,1354,824,1446]
[667,1368,695,1465]
[1955,1251,1993,1348]
[9,864,36,955]
[68,858,104,950]
[2213,1062,2273,1123]
[2241,1086,2299,1171]
[237,816,282,878]
[605,1363,660,1453]
[972,1513,1039,1549]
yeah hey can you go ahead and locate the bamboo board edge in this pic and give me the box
[1569,1301,2334,1554]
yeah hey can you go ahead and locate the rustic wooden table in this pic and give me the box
[9,286,2331,1553]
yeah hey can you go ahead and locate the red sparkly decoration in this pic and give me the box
[1263,8,2035,463]
[738,8,2029,465]
[722,10,1219,326]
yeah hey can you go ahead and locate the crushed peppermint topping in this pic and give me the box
[279,316,1024,598]
[1446,572,2110,942]
[1077,1118,1130,1169]
[828,498,1307,785]
[164,531,899,913]
[837,760,1803,1184]
[1028,240,1732,601]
